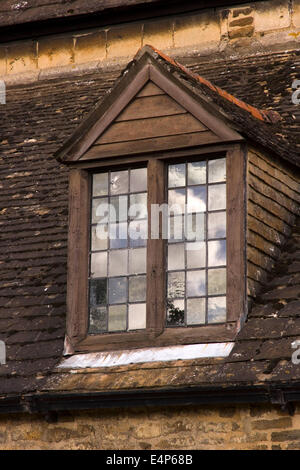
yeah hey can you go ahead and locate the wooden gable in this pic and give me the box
[56,49,243,163]
[83,81,221,160]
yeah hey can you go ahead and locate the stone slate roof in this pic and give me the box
[0,48,300,403]
[42,216,300,397]
[0,0,260,29]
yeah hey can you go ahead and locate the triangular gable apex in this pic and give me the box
[56,49,243,163]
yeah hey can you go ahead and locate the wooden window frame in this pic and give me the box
[66,142,247,354]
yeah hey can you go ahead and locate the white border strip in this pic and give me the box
[58,342,234,369]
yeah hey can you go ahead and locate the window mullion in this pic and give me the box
[146,159,166,335]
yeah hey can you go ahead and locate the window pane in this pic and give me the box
[110,196,128,222]
[109,222,128,249]
[188,161,206,185]
[91,225,108,251]
[92,198,108,224]
[129,275,146,302]
[89,306,107,333]
[89,278,106,305]
[168,243,185,271]
[130,168,147,192]
[208,240,226,267]
[128,303,146,330]
[90,252,107,278]
[187,298,206,325]
[129,193,147,219]
[208,211,226,239]
[109,249,128,276]
[168,271,185,298]
[110,170,128,195]
[207,297,226,323]
[186,242,206,269]
[93,173,108,196]
[208,184,226,211]
[186,270,206,297]
[129,247,146,274]
[208,158,226,183]
[208,268,226,295]
[109,277,127,304]
[187,186,206,213]
[128,220,147,247]
[168,216,184,242]
[166,299,185,326]
[185,213,205,241]
[168,188,185,214]
[168,163,186,188]
[108,304,127,331]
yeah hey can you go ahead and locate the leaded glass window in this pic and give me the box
[166,158,227,327]
[89,168,147,333]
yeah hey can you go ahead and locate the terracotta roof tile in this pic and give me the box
[145,45,282,125]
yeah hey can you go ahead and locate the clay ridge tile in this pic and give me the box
[146,45,282,125]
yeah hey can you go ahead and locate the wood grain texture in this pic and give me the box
[137,82,165,97]
[247,149,300,300]
[66,169,90,344]
[96,113,207,144]
[83,131,220,160]
[115,95,186,121]
[147,158,166,334]
[226,145,247,323]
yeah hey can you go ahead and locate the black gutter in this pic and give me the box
[0,383,300,416]
[0,0,266,43]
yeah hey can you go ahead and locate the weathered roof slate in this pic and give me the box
[143,46,300,167]
[43,217,300,395]
[0,0,263,29]
[0,48,300,400]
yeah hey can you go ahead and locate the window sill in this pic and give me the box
[59,341,234,370]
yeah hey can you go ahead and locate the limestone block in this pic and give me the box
[143,18,173,50]
[107,23,142,58]
[174,11,220,48]
[254,0,290,32]
[6,41,37,74]
[74,31,106,63]
[293,0,300,28]
[38,36,74,69]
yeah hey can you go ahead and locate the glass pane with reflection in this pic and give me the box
[130,168,147,192]
[208,211,226,239]
[93,173,108,197]
[208,184,226,211]
[188,161,206,185]
[108,305,127,331]
[168,271,185,299]
[166,299,185,326]
[168,243,185,271]
[128,303,146,330]
[110,170,128,195]
[208,158,226,183]
[129,275,146,302]
[90,168,147,334]
[168,164,186,188]
[89,306,107,333]
[207,297,226,323]
[187,298,206,325]
[166,158,227,327]
[208,268,226,295]
[108,277,127,304]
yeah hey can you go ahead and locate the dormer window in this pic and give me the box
[57,46,247,353]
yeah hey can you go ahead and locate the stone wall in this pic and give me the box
[1,404,300,450]
[1,0,300,80]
